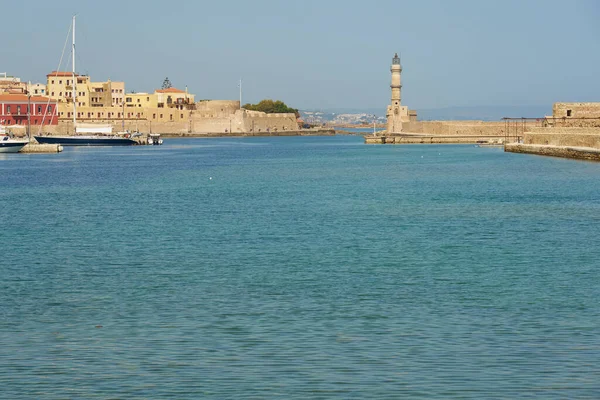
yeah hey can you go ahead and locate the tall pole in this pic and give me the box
[72,15,77,130]
[27,92,31,142]
[373,115,376,136]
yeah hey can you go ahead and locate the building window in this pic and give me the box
[147,97,150,101]
[126,97,132,103]
[59,92,62,96]
[180,114,183,119]
[48,106,52,113]
[51,80,55,84]
[170,114,173,121]
[7,106,11,114]
[59,80,62,84]
[160,114,163,118]
[567,109,572,117]
[153,113,156,119]
[38,106,42,113]
[17,106,21,115]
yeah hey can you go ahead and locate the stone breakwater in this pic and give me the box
[20,143,63,153]
[365,133,506,145]
[504,127,600,162]
[160,129,335,138]
[505,143,600,161]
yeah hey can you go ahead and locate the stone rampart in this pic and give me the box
[403,120,541,137]
[505,143,600,161]
[522,127,600,149]
[550,103,600,127]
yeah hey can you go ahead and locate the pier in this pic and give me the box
[365,133,507,145]
[20,143,63,153]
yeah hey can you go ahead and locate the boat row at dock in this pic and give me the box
[1,126,163,154]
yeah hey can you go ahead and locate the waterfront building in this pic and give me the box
[46,71,124,108]
[0,73,27,94]
[27,82,47,96]
[46,71,90,106]
[548,102,600,127]
[155,87,195,110]
[0,93,58,127]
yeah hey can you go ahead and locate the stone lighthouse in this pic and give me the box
[386,53,408,133]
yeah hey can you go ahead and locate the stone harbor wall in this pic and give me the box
[522,127,600,148]
[551,103,600,127]
[403,120,540,137]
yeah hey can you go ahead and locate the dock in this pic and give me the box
[365,133,506,145]
[20,143,63,153]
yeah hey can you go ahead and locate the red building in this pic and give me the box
[0,94,58,126]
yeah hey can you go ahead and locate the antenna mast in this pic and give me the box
[72,15,77,129]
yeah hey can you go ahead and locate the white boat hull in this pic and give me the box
[0,141,28,153]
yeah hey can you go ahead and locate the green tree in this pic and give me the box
[243,99,299,118]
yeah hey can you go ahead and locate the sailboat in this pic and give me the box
[35,16,137,146]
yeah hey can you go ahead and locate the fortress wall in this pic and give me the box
[551,103,600,127]
[37,120,190,135]
[404,120,506,135]
[244,112,298,133]
[527,127,600,135]
[195,100,240,117]
[194,117,241,133]
[35,102,298,135]
[402,120,543,136]
[523,127,600,149]
[553,103,600,118]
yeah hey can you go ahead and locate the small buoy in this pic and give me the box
[421,156,424,158]
[209,177,212,180]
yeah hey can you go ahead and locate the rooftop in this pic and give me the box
[46,71,80,77]
[0,94,55,102]
[156,88,185,94]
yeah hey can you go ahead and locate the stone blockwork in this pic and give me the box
[505,143,600,161]
[522,127,600,148]
[40,100,299,135]
[505,126,600,162]
[403,120,538,139]
[550,103,600,127]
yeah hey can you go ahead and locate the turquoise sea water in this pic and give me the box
[1,136,600,398]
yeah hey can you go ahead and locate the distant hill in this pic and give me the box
[300,105,552,124]
[410,105,551,121]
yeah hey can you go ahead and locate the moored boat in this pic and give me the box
[33,16,137,147]
[34,135,136,146]
[0,134,28,153]
[147,133,163,145]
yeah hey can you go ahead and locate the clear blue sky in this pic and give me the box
[4,0,599,111]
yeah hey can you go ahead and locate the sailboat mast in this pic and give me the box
[72,15,77,129]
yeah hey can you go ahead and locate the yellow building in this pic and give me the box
[125,92,158,109]
[27,82,47,96]
[155,87,195,109]
[47,71,124,109]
